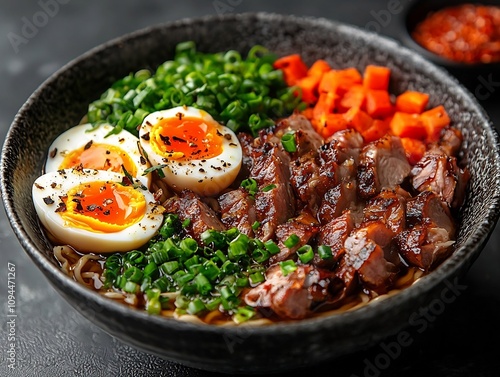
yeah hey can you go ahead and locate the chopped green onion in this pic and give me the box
[123,281,139,293]
[160,261,180,275]
[279,260,297,276]
[228,233,249,261]
[143,262,159,279]
[318,245,333,260]
[252,248,270,264]
[233,306,256,324]
[296,245,314,264]
[264,240,281,255]
[284,234,300,248]
[194,273,212,295]
[123,266,144,283]
[187,298,206,315]
[281,132,297,152]
[241,178,258,197]
[251,221,260,230]
[249,271,265,285]
[262,184,276,192]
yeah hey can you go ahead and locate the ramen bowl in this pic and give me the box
[2,13,500,374]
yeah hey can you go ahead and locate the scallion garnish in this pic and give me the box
[279,260,297,276]
[281,132,297,152]
[296,245,314,264]
[318,245,333,260]
[87,41,304,137]
[284,234,300,248]
[241,178,258,197]
[262,184,276,192]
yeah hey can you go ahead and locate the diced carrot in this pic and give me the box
[420,105,451,142]
[395,91,430,114]
[343,106,373,133]
[362,118,391,143]
[296,75,321,104]
[313,92,337,121]
[273,54,308,86]
[307,59,331,77]
[390,112,427,139]
[318,68,362,96]
[301,107,314,120]
[319,113,349,138]
[401,137,426,165]
[365,89,394,118]
[363,65,391,91]
[338,85,366,113]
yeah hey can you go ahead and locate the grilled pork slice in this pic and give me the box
[250,143,295,240]
[396,226,454,270]
[315,210,355,267]
[362,187,410,235]
[218,188,256,237]
[396,191,456,269]
[325,128,364,164]
[357,135,411,199]
[439,127,463,157]
[317,180,358,224]
[263,113,324,157]
[410,147,470,208]
[290,153,334,215]
[343,221,399,293]
[164,189,225,243]
[269,219,319,263]
[244,264,332,320]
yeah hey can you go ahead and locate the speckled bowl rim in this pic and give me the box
[2,11,500,372]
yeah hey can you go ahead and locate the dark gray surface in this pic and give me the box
[1,1,500,376]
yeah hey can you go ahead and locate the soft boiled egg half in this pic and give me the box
[139,106,242,197]
[45,123,151,189]
[32,168,164,253]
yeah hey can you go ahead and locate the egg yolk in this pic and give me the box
[60,181,146,233]
[149,115,223,160]
[59,143,138,176]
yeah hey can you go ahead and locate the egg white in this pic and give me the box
[139,106,243,197]
[45,123,151,189]
[32,168,164,253]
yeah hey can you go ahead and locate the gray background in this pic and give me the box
[1,1,500,376]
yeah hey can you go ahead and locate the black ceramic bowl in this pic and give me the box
[399,0,500,93]
[2,13,500,374]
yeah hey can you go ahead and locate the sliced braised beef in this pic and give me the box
[357,135,411,199]
[396,225,455,270]
[343,221,399,293]
[290,154,332,215]
[396,191,457,269]
[164,189,225,243]
[439,127,463,157]
[265,113,324,157]
[218,188,256,237]
[406,191,456,236]
[244,264,333,320]
[234,132,257,185]
[250,143,295,240]
[325,128,364,164]
[410,147,470,208]
[270,219,319,263]
[317,181,358,224]
[315,210,355,267]
[362,187,409,235]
